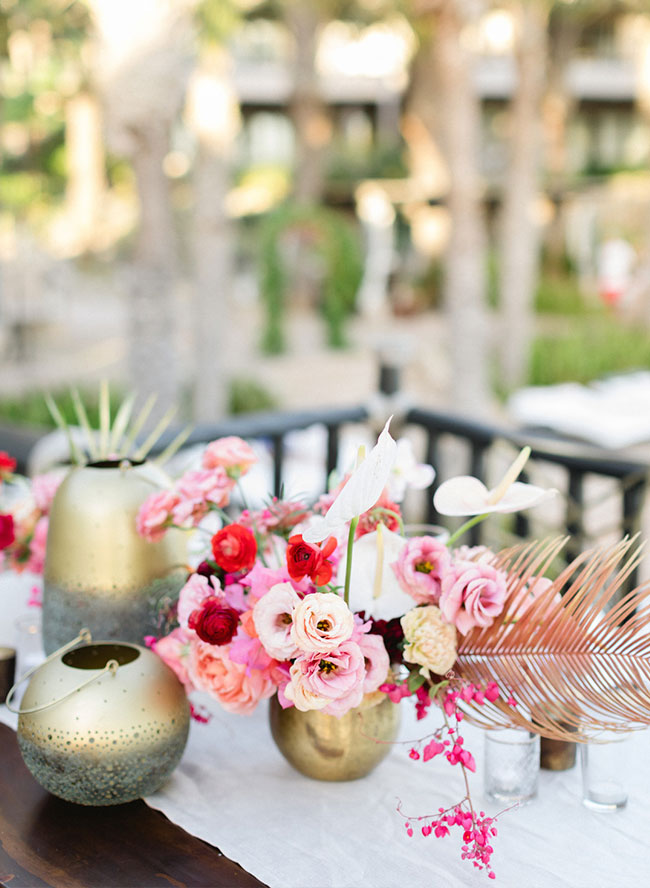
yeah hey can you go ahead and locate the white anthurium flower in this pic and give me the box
[386,438,435,504]
[302,418,397,543]
[337,527,413,620]
[433,446,557,516]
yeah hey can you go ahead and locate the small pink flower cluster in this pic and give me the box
[137,437,258,541]
[401,803,499,880]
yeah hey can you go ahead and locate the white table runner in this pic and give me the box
[2,572,648,888]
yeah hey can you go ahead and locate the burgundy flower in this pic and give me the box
[211,524,257,574]
[361,613,405,664]
[195,560,218,579]
[188,597,240,646]
[0,514,15,550]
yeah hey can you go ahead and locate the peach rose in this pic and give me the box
[290,592,354,654]
[401,605,457,676]
[188,640,275,714]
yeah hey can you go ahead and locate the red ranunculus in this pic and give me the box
[0,452,16,481]
[286,534,337,586]
[211,524,257,573]
[0,514,15,550]
[188,597,240,646]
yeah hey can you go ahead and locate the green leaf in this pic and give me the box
[407,671,426,694]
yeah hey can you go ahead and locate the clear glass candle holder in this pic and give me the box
[580,732,630,812]
[484,729,540,805]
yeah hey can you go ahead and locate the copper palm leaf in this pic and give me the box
[454,536,650,742]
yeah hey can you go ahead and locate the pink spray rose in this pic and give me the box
[31,471,64,514]
[439,559,508,635]
[252,582,302,660]
[188,640,276,714]
[136,490,180,542]
[202,437,257,477]
[172,468,235,528]
[290,592,354,654]
[392,536,452,605]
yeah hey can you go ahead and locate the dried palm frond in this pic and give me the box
[455,536,650,742]
[45,382,192,467]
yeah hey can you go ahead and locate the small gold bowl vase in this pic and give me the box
[14,637,190,805]
[269,692,400,781]
[43,460,187,655]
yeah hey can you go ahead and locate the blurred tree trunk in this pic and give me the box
[284,0,331,206]
[64,92,106,253]
[187,51,240,421]
[429,0,492,415]
[498,0,549,391]
[90,0,191,414]
[543,7,581,274]
[128,118,179,412]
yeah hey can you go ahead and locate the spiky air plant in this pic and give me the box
[456,535,650,742]
[44,381,192,467]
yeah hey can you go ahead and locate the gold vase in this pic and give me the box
[43,461,187,655]
[15,638,190,805]
[269,692,400,781]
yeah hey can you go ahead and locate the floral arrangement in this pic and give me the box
[135,421,566,878]
[0,451,63,582]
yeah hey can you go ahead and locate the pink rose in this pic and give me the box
[178,573,222,629]
[439,559,508,635]
[202,437,257,478]
[188,640,276,714]
[392,536,452,605]
[284,641,366,715]
[253,582,301,660]
[290,592,354,654]
[173,468,235,527]
[136,490,180,542]
[150,627,194,693]
[31,471,64,514]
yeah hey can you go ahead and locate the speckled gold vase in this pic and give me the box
[269,692,400,781]
[43,461,187,655]
[16,640,190,805]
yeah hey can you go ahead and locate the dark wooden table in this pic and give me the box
[0,723,268,888]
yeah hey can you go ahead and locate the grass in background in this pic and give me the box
[530,315,650,386]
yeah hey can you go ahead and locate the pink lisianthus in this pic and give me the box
[284,641,366,714]
[202,436,257,478]
[188,640,276,714]
[439,559,508,635]
[290,592,354,654]
[147,628,194,693]
[31,471,63,514]
[242,562,310,607]
[392,536,452,605]
[252,582,302,660]
[357,631,390,693]
[178,572,223,630]
[136,490,180,542]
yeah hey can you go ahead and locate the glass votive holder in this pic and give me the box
[484,728,540,805]
[580,732,630,812]
[404,524,450,543]
[14,612,44,676]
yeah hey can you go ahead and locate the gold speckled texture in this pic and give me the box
[269,693,401,781]
[42,463,187,654]
[17,642,190,805]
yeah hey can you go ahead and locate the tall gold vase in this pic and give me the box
[269,692,400,781]
[43,461,187,655]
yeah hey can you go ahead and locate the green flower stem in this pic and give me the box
[445,513,490,548]
[343,517,359,606]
